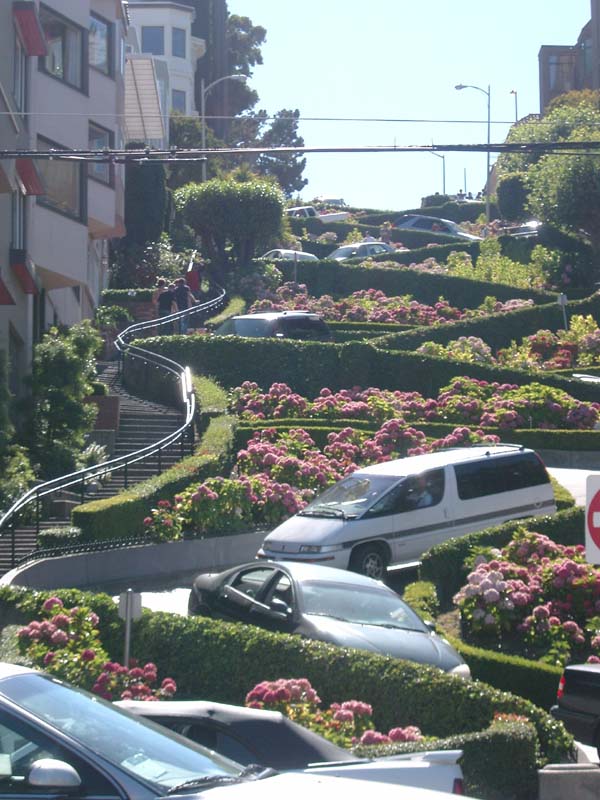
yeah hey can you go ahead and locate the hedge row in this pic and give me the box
[0,585,566,798]
[359,200,492,225]
[420,507,584,608]
[71,415,237,540]
[376,292,600,352]
[275,258,553,306]
[354,722,540,800]
[138,336,600,402]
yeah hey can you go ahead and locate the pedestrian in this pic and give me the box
[174,277,195,334]
[153,279,176,333]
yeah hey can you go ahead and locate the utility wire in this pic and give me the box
[2,140,600,163]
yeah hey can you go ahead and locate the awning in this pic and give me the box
[12,2,47,56]
[16,158,45,195]
[10,249,38,295]
[0,277,16,305]
[35,265,79,291]
[124,56,166,142]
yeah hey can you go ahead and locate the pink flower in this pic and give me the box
[42,597,64,611]
[81,649,96,662]
[43,652,55,665]
[50,629,69,646]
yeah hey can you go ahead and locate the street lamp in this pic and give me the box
[200,74,248,181]
[455,82,491,223]
[510,89,518,123]
[429,148,446,195]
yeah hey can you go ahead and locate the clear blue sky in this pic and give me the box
[226,0,590,210]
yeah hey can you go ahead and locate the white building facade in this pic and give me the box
[0,0,129,394]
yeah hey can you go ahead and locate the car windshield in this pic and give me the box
[299,474,401,518]
[330,247,356,258]
[298,580,427,631]
[1,673,241,792]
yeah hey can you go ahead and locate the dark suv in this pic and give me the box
[214,311,332,341]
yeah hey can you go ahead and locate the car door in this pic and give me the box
[213,566,280,625]
[0,711,122,800]
[362,468,453,564]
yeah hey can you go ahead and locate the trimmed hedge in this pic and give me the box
[354,722,540,800]
[420,507,584,608]
[138,336,600,403]
[71,415,237,540]
[0,585,570,797]
[376,292,600,352]
[359,201,494,225]
[275,259,553,306]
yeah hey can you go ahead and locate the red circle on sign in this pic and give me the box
[587,489,600,549]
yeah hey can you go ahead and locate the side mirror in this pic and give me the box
[424,619,437,633]
[29,759,82,789]
[269,597,292,618]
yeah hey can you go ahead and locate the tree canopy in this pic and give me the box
[175,177,284,271]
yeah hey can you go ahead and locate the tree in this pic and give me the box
[255,109,308,196]
[122,142,168,248]
[528,148,600,260]
[175,177,284,271]
[168,114,228,189]
[21,322,102,478]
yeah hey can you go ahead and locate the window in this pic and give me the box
[171,89,186,113]
[141,25,164,55]
[13,33,27,113]
[88,123,114,185]
[454,453,549,501]
[172,27,186,58]
[36,136,85,222]
[39,4,86,91]
[89,13,113,76]
[11,191,26,249]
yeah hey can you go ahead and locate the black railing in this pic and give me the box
[0,282,227,569]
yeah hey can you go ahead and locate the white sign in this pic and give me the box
[585,475,600,564]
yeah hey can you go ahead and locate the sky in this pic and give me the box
[226,0,591,211]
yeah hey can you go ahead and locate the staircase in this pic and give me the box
[0,361,191,574]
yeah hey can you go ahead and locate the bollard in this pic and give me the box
[539,763,600,800]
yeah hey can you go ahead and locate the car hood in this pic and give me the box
[303,615,463,671]
[192,771,462,798]
[263,516,346,549]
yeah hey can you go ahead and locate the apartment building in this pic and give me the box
[127,1,206,118]
[539,0,599,110]
[0,0,128,395]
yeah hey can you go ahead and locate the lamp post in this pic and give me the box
[455,82,491,222]
[200,74,247,181]
[429,145,446,195]
[510,89,518,123]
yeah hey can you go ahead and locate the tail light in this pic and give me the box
[452,777,465,795]
[557,673,566,700]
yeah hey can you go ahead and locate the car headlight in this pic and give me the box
[298,544,343,554]
[449,663,471,680]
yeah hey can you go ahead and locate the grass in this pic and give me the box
[193,375,229,415]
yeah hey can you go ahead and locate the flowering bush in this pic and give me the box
[143,498,184,541]
[245,677,423,748]
[248,283,532,326]
[454,529,600,665]
[17,597,176,699]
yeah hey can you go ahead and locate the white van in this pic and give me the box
[257,445,556,579]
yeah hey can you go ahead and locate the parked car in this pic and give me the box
[188,560,470,677]
[327,241,395,261]
[258,445,556,579]
[213,311,332,342]
[499,220,542,239]
[118,699,465,794]
[259,249,319,262]
[551,662,600,754]
[0,662,450,800]
[286,206,351,223]
[393,214,482,241]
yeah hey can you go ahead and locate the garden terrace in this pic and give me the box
[275,258,554,306]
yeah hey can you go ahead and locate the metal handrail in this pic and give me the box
[0,281,227,564]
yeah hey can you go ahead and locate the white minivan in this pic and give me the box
[257,444,556,579]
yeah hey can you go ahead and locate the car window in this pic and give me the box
[278,317,330,340]
[266,573,294,613]
[0,713,118,796]
[228,567,276,599]
[413,218,434,230]
[370,244,388,254]
[177,725,257,767]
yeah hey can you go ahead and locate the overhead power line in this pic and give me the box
[2,140,600,163]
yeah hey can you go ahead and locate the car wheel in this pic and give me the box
[349,543,388,580]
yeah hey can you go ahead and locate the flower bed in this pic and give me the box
[453,527,600,666]
[417,314,600,372]
[229,378,599,430]
[248,282,533,325]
